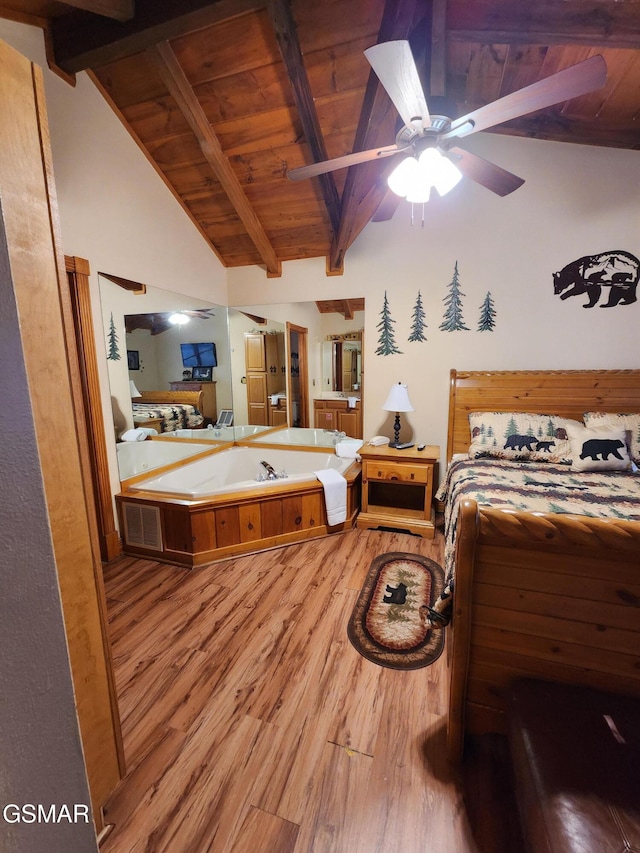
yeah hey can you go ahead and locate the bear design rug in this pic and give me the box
[347,552,445,670]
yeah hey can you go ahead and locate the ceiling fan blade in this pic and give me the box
[287,143,406,182]
[444,54,607,140]
[447,147,525,196]
[372,190,402,222]
[364,40,430,132]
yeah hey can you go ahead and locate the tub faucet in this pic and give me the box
[260,460,278,480]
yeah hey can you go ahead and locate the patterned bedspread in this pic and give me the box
[132,402,203,432]
[430,457,640,627]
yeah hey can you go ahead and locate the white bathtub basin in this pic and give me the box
[116,440,214,481]
[247,427,355,447]
[130,445,353,498]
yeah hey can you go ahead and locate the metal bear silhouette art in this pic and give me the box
[383,583,408,605]
[553,251,639,308]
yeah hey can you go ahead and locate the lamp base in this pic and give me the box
[388,412,402,447]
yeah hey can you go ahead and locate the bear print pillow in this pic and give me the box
[566,424,631,472]
[583,412,640,466]
[468,412,580,463]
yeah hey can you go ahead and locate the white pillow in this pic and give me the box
[566,425,631,472]
[583,412,640,465]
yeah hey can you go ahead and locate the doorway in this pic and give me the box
[286,323,308,428]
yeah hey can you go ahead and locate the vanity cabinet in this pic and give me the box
[313,399,362,438]
[169,380,217,423]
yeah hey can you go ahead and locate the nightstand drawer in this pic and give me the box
[365,461,430,484]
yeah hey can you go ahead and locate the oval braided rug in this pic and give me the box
[347,552,445,670]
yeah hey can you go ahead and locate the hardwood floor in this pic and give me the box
[101,528,518,852]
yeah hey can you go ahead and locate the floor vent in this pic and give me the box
[122,502,163,551]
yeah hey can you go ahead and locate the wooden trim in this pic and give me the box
[148,41,281,277]
[287,322,309,428]
[446,499,478,763]
[65,257,122,562]
[98,270,146,293]
[0,5,48,28]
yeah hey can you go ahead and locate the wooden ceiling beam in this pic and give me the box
[0,5,48,28]
[148,41,281,277]
[329,0,423,273]
[343,300,355,320]
[266,0,341,236]
[62,1,135,22]
[98,271,146,293]
[50,0,264,73]
[430,0,447,97]
[447,2,640,50]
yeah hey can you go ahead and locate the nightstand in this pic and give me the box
[356,443,439,538]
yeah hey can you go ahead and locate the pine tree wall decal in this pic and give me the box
[408,290,428,342]
[376,290,403,355]
[477,291,497,331]
[439,261,469,332]
[107,312,121,361]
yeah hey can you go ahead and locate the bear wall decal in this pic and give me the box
[553,250,639,308]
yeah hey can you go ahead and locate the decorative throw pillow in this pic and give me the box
[583,412,640,465]
[566,424,631,472]
[468,412,581,463]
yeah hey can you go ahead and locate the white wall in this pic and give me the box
[228,132,640,468]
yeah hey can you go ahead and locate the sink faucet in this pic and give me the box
[259,460,278,480]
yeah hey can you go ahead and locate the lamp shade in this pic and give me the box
[129,380,141,397]
[382,382,414,413]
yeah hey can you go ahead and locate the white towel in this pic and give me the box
[270,394,280,405]
[335,438,363,460]
[121,428,148,442]
[347,396,358,408]
[314,468,347,526]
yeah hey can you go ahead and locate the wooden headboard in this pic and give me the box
[134,389,205,413]
[447,369,640,461]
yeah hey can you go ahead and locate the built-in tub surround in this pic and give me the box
[116,446,361,567]
[129,446,353,498]
[158,425,274,441]
[116,439,221,489]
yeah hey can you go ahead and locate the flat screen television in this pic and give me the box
[180,342,217,367]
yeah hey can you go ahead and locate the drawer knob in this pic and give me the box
[390,475,398,481]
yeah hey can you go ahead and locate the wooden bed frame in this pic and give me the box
[445,369,640,762]
[132,390,205,431]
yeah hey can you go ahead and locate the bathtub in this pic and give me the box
[245,427,355,448]
[167,425,272,440]
[116,439,215,482]
[130,445,352,498]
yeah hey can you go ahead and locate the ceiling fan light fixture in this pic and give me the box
[168,312,190,325]
[388,148,462,203]
[418,148,463,197]
[387,156,420,198]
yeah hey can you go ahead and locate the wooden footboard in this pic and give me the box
[447,499,640,762]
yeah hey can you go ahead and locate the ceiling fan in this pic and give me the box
[287,41,607,201]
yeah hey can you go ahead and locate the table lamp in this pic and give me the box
[382,382,414,447]
[129,379,141,397]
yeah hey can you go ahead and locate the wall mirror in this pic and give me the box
[321,336,362,392]
[98,279,365,442]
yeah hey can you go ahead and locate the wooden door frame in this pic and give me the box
[64,256,121,562]
[286,322,309,428]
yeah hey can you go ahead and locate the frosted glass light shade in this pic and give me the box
[382,382,414,413]
[418,148,462,197]
[387,148,462,201]
[129,380,141,397]
[387,157,420,197]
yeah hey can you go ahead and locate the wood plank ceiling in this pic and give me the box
[3,0,640,277]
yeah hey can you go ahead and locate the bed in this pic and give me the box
[441,369,640,762]
[132,389,204,433]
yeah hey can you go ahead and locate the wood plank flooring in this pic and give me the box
[101,528,519,852]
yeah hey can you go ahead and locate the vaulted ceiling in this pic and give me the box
[3,1,640,276]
